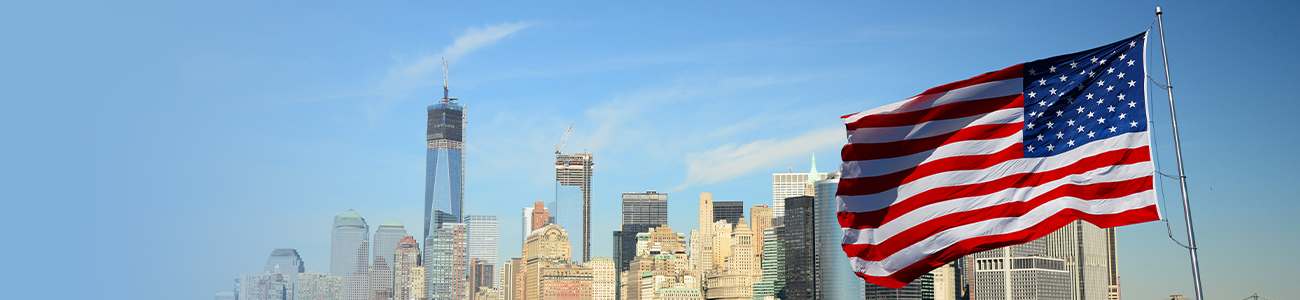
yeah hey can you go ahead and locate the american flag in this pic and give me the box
[836,32,1162,288]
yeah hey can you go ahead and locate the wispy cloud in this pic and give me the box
[674,126,844,191]
[363,22,533,122]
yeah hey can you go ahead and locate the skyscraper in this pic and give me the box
[469,259,495,299]
[971,238,1069,300]
[524,202,550,246]
[331,209,370,300]
[264,249,304,284]
[770,155,827,218]
[813,172,864,300]
[748,205,772,264]
[522,224,575,300]
[696,193,715,275]
[239,273,292,300]
[465,215,500,270]
[425,70,467,239]
[588,257,616,300]
[1046,220,1113,300]
[615,191,668,273]
[425,215,468,300]
[394,236,421,300]
[372,219,407,299]
[296,270,341,300]
[555,153,593,262]
[712,201,744,225]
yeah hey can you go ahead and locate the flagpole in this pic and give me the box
[1155,6,1205,300]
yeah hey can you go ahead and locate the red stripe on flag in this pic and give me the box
[849,205,1160,288]
[841,123,1022,162]
[919,64,1024,97]
[845,94,1023,130]
[835,144,1025,197]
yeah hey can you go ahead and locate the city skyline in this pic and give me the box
[12,2,1299,300]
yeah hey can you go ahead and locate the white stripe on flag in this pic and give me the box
[842,79,1022,123]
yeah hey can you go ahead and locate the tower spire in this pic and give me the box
[806,153,819,185]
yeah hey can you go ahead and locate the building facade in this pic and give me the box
[332,209,371,300]
[616,191,669,300]
[971,238,1069,300]
[297,270,341,300]
[426,220,468,300]
[1046,220,1113,300]
[466,215,501,275]
[770,155,827,218]
[240,273,292,300]
[555,153,594,262]
[425,92,466,239]
[265,249,305,284]
[588,257,616,300]
[394,236,421,300]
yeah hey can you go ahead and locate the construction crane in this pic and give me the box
[555,123,573,154]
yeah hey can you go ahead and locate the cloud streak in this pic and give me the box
[675,126,845,190]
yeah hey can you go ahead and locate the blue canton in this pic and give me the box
[1022,33,1148,157]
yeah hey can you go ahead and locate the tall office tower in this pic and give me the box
[240,273,292,300]
[373,219,407,298]
[394,236,421,300]
[1105,228,1119,300]
[697,193,715,275]
[522,224,574,300]
[728,218,758,293]
[264,249,305,283]
[1046,220,1113,300]
[588,257,616,300]
[425,69,467,239]
[501,258,521,300]
[466,215,500,272]
[748,205,772,258]
[928,263,958,300]
[711,220,733,272]
[524,202,550,245]
[813,172,864,300]
[971,237,1069,300]
[469,259,496,299]
[770,155,828,218]
[425,211,468,300]
[781,196,817,300]
[296,270,341,300]
[754,226,785,300]
[615,192,668,274]
[332,209,371,300]
[712,201,744,225]
[555,153,594,262]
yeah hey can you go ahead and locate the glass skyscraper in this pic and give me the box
[555,153,593,262]
[425,96,465,239]
[331,209,370,300]
[263,248,304,283]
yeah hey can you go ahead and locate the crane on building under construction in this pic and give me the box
[555,123,573,154]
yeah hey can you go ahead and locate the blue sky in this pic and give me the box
[4,1,1299,299]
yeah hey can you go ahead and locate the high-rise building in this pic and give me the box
[525,202,549,246]
[864,275,926,300]
[712,201,744,225]
[264,249,305,284]
[748,205,772,261]
[555,153,594,262]
[297,270,341,300]
[770,155,827,218]
[1046,220,1113,300]
[373,220,407,298]
[588,257,616,300]
[971,237,1069,300]
[425,74,467,239]
[711,220,733,272]
[616,191,669,274]
[696,193,715,276]
[411,266,426,300]
[754,226,785,300]
[929,263,958,300]
[1106,228,1119,300]
[466,215,500,273]
[470,259,496,299]
[780,196,816,300]
[394,236,421,300]
[240,273,292,300]
[522,224,576,300]
[426,212,468,300]
[813,172,864,300]
[332,209,371,300]
[501,258,522,300]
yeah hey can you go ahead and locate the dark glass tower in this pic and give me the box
[424,73,465,239]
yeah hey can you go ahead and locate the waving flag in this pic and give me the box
[836,32,1161,288]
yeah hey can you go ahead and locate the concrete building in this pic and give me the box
[297,270,341,300]
[332,209,371,300]
[589,257,617,300]
[929,263,958,300]
[747,206,772,262]
[704,273,751,300]
[770,155,827,218]
[526,202,550,245]
[501,258,522,300]
[654,287,703,300]
[394,236,421,300]
[710,221,732,272]
[425,213,468,300]
[696,193,715,276]
[470,259,496,299]
[466,215,501,280]
[411,266,426,300]
[728,219,758,281]
[1046,220,1114,300]
[265,249,305,284]
[972,238,1069,300]
[240,273,292,300]
[424,79,467,238]
[555,153,594,262]
[712,201,744,226]
[522,224,574,300]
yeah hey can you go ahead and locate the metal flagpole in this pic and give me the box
[1155,6,1206,300]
